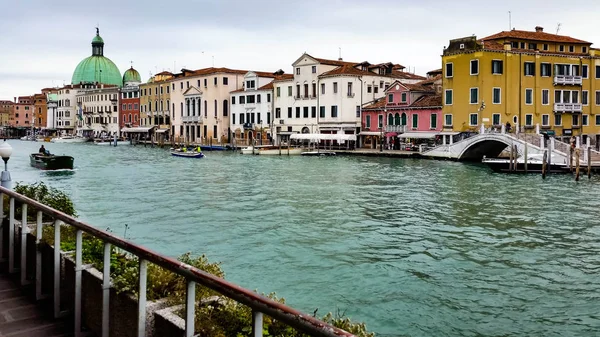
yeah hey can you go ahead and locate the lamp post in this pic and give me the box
[0,140,13,189]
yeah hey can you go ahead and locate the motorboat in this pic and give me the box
[20,135,37,142]
[240,146,302,155]
[482,154,567,173]
[171,148,205,158]
[301,150,336,156]
[30,153,74,170]
[51,136,89,143]
[94,138,129,146]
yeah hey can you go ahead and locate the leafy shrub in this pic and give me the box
[8,182,76,221]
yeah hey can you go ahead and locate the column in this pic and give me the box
[540,135,545,150]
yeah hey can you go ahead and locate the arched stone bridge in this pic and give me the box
[423,132,568,162]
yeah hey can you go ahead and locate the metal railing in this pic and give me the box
[553,75,582,86]
[554,103,582,112]
[0,186,355,337]
[182,115,202,123]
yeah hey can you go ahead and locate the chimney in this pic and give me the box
[13,97,16,103]
[504,42,511,51]
[535,26,544,33]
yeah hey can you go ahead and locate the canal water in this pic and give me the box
[7,140,600,336]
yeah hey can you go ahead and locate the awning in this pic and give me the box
[358,131,382,136]
[155,128,169,133]
[290,133,357,142]
[385,132,398,137]
[437,131,460,135]
[398,132,438,139]
[122,127,155,133]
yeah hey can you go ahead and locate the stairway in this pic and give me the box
[0,267,73,337]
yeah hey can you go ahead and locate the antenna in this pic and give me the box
[338,47,342,61]
[212,56,215,67]
[556,23,562,34]
[508,11,511,30]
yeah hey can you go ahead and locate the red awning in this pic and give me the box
[385,132,398,137]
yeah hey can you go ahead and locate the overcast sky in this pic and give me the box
[2,0,600,99]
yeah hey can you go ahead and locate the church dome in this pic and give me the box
[123,66,141,85]
[71,29,122,86]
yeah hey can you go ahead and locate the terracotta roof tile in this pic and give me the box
[403,83,434,92]
[482,29,591,44]
[362,98,386,109]
[312,57,358,67]
[391,71,426,80]
[481,40,590,56]
[410,94,442,108]
[417,74,442,86]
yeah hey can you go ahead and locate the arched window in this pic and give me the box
[223,100,228,117]
[180,102,183,116]
[394,113,400,126]
[388,113,394,126]
[214,100,217,117]
[401,113,407,126]
[129,114,132,122]
[204,101,207,117]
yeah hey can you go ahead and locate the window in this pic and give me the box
[303,107,308,118]
[239,96,246,104]
[365,115,371,128]
[256,94,261,103]
[430,114,437,129]
[543,44,549,51]
[525,89,533,105]
[572,114,579,126]
[378,114,383,128]
[356,106,360,118]
[214,100,217,117]
[583,91,589,105]
[511,41,519,49]
[524,62,535,76]
[388,94,393,103]
[287,107,292,118]
[122,104,126,110]
[542,114,549,126]
[311,106,316,118]
[540,63,551,77]
[542,89,549,105]
[319,106,325,118]
[569,45,574,53]
[295,107,300,118]
[583,46,588,53]
[128,104,132,110]
[528,43,537,50]
[367,85,372,93]
[331,105,338,118]
[374,87,379,94]
[276,87,280,97]
[445,63,453,78]
[555,114,562,126]
[596,66,600,79]
[333,82,338,94]
[445,89,453,105]
[267,94,271,103]
[596,91,600,105]
[469,113,478,126]
[312,66,316,73]
[596,115,600,126]
[470,59,479,75]
[287,86,292,96]
[232,114,236,125]
[347,82,353,96]
[275,108,281,119]
[311,83,316,97]
[321,83,325,95]
[295,68,300,75]
[412,114,418,129]
[232,96,236,105]
[583,114,589,126]
[204,79,207,87]
[520,42,526,49]
[470,88,478,104]
[444,114,452,126]
[223,77,228,85]
[525,114,533,126]
[572,65,580,76]
[296,84,301,98]
[246,80,255,89]
[492,113,501,126]
[582,65,588,78]
[493,88,501,104]
[492,60,503,74]
[213,77,217,86]
[559,45,565,52]
[401,92,407,103]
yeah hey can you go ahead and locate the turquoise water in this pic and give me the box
[7,140,600,337]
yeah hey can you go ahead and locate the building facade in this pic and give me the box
[120,67,142,129]
[0,100,12,127]
[76,85,120,138]
[51,86,79,135]
[139,71,173,141]
[442,26,600,143]
[10,96,34,127]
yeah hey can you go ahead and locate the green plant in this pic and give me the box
[8,182,77,221]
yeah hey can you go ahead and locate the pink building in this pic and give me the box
[361,80,442,149]
[10,96,34,127]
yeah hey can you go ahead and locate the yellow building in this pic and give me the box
[442,26,600,143]
[139,71,173,130]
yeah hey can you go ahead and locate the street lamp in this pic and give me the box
[0,140,13,189]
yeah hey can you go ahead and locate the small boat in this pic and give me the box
[94,139,129,146]
[240,146,302,155]
[170,148,205,158]
[482,154,567,173]
[20,136,37,142]
[30,153,74,170]
[301,150,336,156]
[51,136,89,143]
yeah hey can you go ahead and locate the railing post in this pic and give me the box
[252,310,264,337]
[35,211,43,300]
[20,203,29,285]
[138,259,148,337]
[0,193,4,263]
[74,229,83,337]
[185,279,196,337]
[102,242,111,337]
[53,220,61,318]
[8,197,15,273]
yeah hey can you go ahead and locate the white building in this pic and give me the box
[273,53,425,145]
[50,85,79,135]
[229,71,291,145]
[75,84,120,138]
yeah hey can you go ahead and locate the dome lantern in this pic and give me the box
[92,27,104,56]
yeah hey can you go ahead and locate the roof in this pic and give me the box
[427,68,442,75]
[417,74,442,86]
[410,94,442,108]
[312,56,358,67]
[123,67,142,84]
[403,83,435,92]
[481,29,591,44]
[392,72,426,80]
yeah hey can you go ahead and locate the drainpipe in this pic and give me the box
[518,53,522,133]
[358,76,363,148]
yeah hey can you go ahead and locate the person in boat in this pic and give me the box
[182,147,187,152]
[38,145,50,156]
[196,146,202,153]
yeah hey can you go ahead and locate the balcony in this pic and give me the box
[243,122,254,130]
[554,103,582,112]
[385,125,406,133]
[553,75,582,86]
[182,115,203,123]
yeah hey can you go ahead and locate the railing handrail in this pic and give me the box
[0,186,354,337]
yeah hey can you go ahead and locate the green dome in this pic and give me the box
[123,67,141,84]
[71,28,122,86]
[71,56,122,86]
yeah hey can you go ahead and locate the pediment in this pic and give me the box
[183,86,202,96]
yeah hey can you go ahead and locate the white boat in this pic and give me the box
[301,150,336,156]
[240,146,302,155]
[20,136,37,142]
[51,136,89,143]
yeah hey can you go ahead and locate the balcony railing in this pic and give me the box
[182,115,202,123]
[0,187,355,337]
[554,103,582,112]
[554,75,582,86]
[243,122,254,130]
[385,125,406,133]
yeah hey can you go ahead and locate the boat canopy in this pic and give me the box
[155,128,169,133]
[121,127,155,133]
[398,132,439,139]
[290,133,356,142]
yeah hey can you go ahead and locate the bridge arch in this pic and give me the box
[457,135,513,161]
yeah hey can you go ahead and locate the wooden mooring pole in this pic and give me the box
[524,143,528,173]
[542,150,547,179]
[509,145,514,171]
[569,146,573,172]
[575,149,581,181]
[588,146,592,179]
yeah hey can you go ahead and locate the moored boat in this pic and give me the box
[51,136,89,143]
[30,153,74,170]
[170,148,205,158]
[240,146,302,155]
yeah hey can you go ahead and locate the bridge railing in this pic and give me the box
[0,186,355,337]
